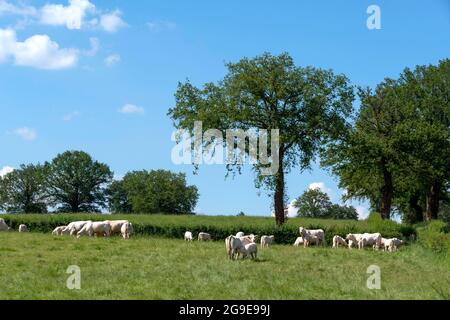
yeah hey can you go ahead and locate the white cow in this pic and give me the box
[121,222,133,239]
[347,233,381,250]
[0,218,10,231]
[299,227,325,245]
[18,224,28,232]
[303,233,320,247]
[64,221,92,236]
[77,221,111,238]
[244,243,258,260]
[260,235,274,248]
[238,234,258,245]
[235,232,245,238]
[104,220,130,236]
[384,238,404,252]
[332,235,347,248]
[226,235,247,260]
[198,232,211,241]
[52,226,67,236]
[184,231,193,241]
[293,237,304,246]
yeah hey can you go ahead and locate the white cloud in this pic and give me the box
[104,53,120,66]
[40,0,95,30]
[308,182,333,196]
[286,200,299,218]
[119,104,144,114]
[0,28,78,70]
[13,127,37,141]
[0,166,14,178]
[63,111,80,121]
[147,20,176,32]
[100,10,126,33]
[355,206,369,220]
[82,37,99,56]
[2,1,127,33]
[0,0,37,16]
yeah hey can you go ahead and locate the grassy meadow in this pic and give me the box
[0,231,449,300]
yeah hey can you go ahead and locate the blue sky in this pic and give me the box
[0,0,449,218]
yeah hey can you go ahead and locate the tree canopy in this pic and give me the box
[0,164,48,213]
[169,52,354,225]
[322,59,450,222]
[108,170,199,214]
[46,151,113,213]
[293,188,358,220]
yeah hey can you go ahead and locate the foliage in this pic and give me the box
[293,188,358,220]
[0,164,48,213]
[169,52,354,225]
[46,151,113,213]
[2,214,415,245]
[322,59,450,222]
[110,170,199,214]
[416,220,450,255]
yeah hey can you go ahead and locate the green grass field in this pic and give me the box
[0,232,448,299]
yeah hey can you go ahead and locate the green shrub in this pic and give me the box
[417,220,450,255]
[2,214,416,245]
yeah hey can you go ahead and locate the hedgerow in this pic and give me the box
[2,214,416,244]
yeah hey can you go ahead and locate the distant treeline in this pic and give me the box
[0,151,199,214]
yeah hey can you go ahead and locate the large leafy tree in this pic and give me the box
[107,180,132,213]
[293,188,332,218]
[46,151,113,213]
[322,82,403,220]
[391,59,450,221]
[169,52,354,225]
[112,170,199,214]
[322,59,450,221]
[0,164,48,213]
[293,188,358,220]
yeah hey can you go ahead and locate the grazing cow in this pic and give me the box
[225,236,233,259]
[228,235,247,260]
[64,221,92,236]
[345,233,364,249]
[18,224,28,233]
[235,232,245,238]
[299,227,325,245]
[293,237,304,247]
[52,226,67,236]
[184,231,193,241]
[384,238,404,252]
[244,243,258,260]
[260,235,274,248]
[0,218,10,232]
[104,220,129,236]
[332,235,347,248]
[198,232,211,241]
[239,234,258,245]
[347,233,381,250]
[121,222,133,239]
[303,233,320,247]
[77,221,111,238]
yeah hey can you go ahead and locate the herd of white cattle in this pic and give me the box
[0,218,133,239]
[185,226,404,260]
[2,218,404,259]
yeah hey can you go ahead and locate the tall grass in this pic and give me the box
[0,232,448,299]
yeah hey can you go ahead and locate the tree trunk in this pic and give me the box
[274,146,285,226]
[407,194,423,224]
[425,180,441,221]
[379,158,393,220]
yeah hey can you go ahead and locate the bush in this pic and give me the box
[417,220,450,255]
[1,214,416,245]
